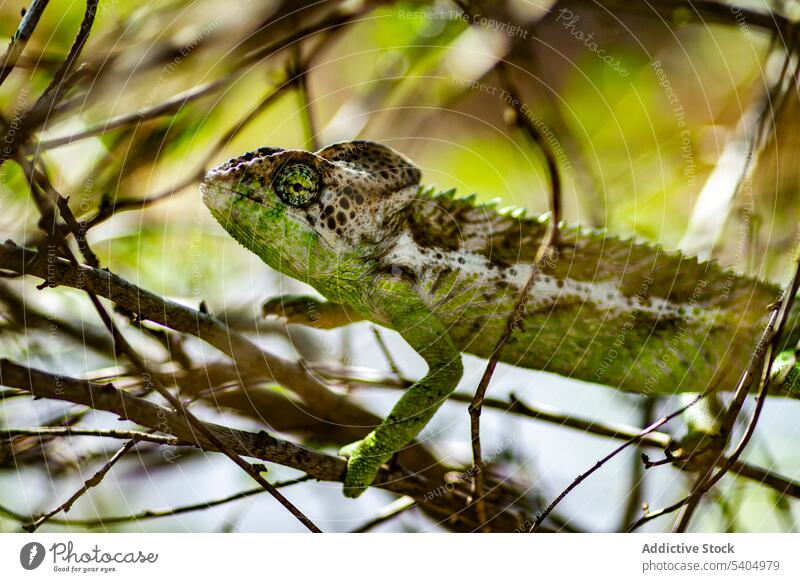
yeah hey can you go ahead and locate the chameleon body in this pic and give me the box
[201,140,800,497]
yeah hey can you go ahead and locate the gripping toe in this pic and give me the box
[340,438,384,498]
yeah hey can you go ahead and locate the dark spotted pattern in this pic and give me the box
[217,146,285,173]
[316,140,422,190]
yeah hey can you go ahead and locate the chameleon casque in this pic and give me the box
[201,140,800,498]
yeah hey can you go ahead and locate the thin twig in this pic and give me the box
[0,0,51,86]
[291,45,319,150]
[452,1,565,530]
[3,427,179,445]
[35,8,352,151]
[350,496,417,533]
[626,494,692,532]
[17,476,312,529]
[456,1,561,531]
[38,0,97,100]
[620,397,655,529]
[371,326,403,380]
[25,439,137,532]
[529,394,704,532]
[466,68,562,532]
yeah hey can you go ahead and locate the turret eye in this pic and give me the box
[275,163,319,207]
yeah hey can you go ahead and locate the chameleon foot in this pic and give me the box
[262,294,323,325]
[339,437,386,499]
[263,294,363,329]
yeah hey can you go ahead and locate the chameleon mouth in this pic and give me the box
[199,174,231,213]
[200,178,279,215]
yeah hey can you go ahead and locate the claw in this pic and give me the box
[261,297,284,318]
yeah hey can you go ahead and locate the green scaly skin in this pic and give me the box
[201,140,800,498]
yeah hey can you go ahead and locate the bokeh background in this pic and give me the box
[0,0,798,532]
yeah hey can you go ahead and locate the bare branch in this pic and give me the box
[5,476,311,529]
[529,394,704,532]
[3,427,179,445]
[38,0,97,100]
[350,496,417,533]
[0,240,379,432]
[0,0,51,86]
[0,359,528,532]
[25,439,137,532]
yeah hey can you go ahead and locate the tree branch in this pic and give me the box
[3,427,179,445]
[25,439,137,532]
[0,240,379,432]
[2,476,311,529]
[0,359,529,532]
[0,0,51,86]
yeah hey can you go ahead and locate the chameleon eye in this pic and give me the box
[275,163,319,207]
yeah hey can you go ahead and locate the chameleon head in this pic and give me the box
[200,140,422,282]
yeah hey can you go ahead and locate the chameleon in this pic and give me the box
[200,140,800,498]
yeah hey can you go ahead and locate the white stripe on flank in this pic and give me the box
[387,231,706,320]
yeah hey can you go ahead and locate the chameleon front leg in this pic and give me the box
[262,294,364,329]
[340,290,463,498]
